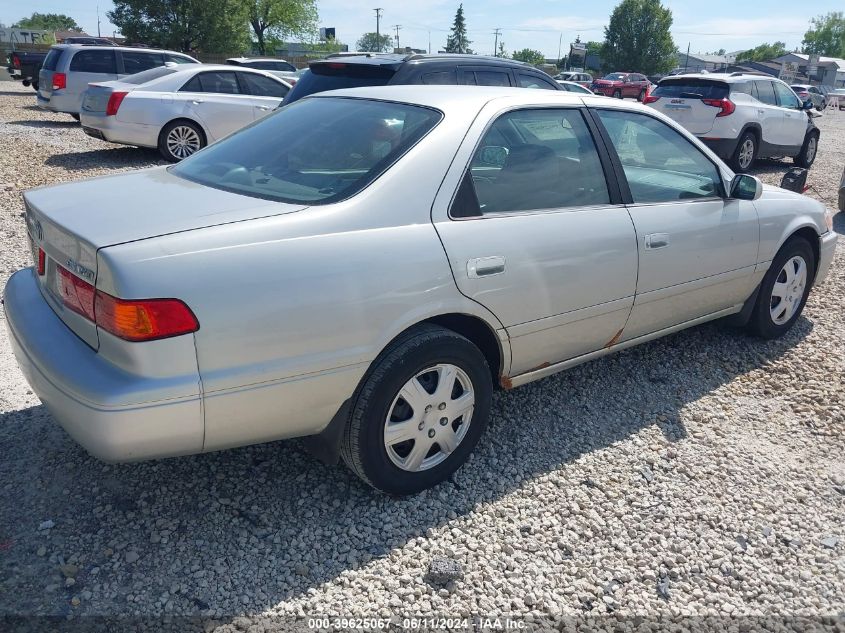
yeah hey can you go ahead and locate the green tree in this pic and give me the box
[803,12,845,57]
[13,12,82,32]
[108,0,250,53]
[243,0,318,56]
[445,4,472,54]
[735,41,787,62]
[601,0,676,75]
[497,41,507,58]
[356,32,392,52]
[511,48,545,65]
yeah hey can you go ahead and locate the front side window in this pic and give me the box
[597,110,723,204]
[454,108,610,216]
[604,73,626,81]
[240,72,288,98]
[172,97,441,204]
[773,82,800,109]
[69,50,117,73]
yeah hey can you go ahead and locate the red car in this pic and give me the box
[590,72,650,100]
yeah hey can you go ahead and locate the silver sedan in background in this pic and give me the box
[5,87,838,495]
[79,64,290,161]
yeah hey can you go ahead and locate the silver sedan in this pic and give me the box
[5,86,838,494]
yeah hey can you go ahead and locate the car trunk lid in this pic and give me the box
[81,82,130,114]
[24,167,308,349]
[647,78,730,135]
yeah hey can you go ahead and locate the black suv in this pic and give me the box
[285,53,561,103]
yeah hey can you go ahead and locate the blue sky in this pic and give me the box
[2,0,840,58]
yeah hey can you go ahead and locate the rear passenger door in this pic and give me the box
[67,49,118,108]
[458,67,513,86]
[178,71,255,140]
[516,72,559,90]
[432,106,638,376]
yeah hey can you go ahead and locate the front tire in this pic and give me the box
[793,131,818,169]
[158,120,205,162]
[730,131,757,173]
[340,325,493,495]
[747,237,815,339]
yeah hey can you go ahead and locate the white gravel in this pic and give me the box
[0,81,843,628]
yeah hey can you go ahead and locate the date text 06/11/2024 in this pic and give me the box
[306,617,527,630]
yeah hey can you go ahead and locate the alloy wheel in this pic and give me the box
[166,125,201,160]
[738,138,755,169]
[770,255,807,325]
[383,364,475,472]
[805,136,817,164]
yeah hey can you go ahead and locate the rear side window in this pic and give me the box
[475,71,511,86]
[249,60,296,72]
[653,79,729,100]
[754,81,777,105]
[240,72,288,98]
[421,70,457,85]
[518,73,557,90]
[455,108,610,216]
[285,64,395,103]
[43,48,63,71]
[69,49,117,74]
[181,71,241,94]
[122,51,164,74]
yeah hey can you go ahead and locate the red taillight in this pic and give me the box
[95,294,199,342]
[643,94,660,104]
[702,97,735,117]
[52,72,66,90]
[12,54,20,68]
[58,266,96,321]
[105,91,128,116]
[57,265,198,341]
[37,248,46,276]
[796,91,809,98]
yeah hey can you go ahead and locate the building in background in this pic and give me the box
[773,53,845,86]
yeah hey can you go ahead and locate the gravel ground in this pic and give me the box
[0,81,843,629]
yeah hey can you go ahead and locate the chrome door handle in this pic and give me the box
[256,105,271,111]
[467,256,506,278]
[191,99,203,104]
[644,233,669,250]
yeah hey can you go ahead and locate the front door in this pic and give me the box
[593,108,759,340]
[178,70,255,140]
[432,106,638,376]
[772,81,807,148]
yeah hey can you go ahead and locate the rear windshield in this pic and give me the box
[172,97,441,204]
[285,64,396,103]
[123,65,178,85]
[653,78,729,100]
[43,48,63,71]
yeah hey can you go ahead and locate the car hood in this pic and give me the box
[24,166,307,249]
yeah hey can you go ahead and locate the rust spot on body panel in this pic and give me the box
[500,375,514,390]
[605,328,625,348]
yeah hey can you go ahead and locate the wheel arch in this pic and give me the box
[158,117,208,147]
[739,122,762,144]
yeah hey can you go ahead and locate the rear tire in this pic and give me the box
[340,325,492,495]
[729,131,757,173]
[747,237,815,339]
[613,89,622,99]
[793,131,818,169]
[70,113,80,121]
[158,120,205,162]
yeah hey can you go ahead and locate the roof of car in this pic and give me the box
[307,85,600,110]
[52,43,196,56]
[660,72,788,83]
[315,52,533,69]
[226,57,290,63]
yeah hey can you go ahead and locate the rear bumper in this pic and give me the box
[700,137,739,161]
[79,112,159,148]
[36,92,80,114]
[816,230,838,286]
[3,268,204,462]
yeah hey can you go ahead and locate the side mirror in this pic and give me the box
[479,145,509,168]
[802,99,814,110]
[730,174,763,201]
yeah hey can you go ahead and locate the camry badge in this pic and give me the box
[66,258,95,282]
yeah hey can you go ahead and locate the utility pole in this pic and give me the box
[557,33,562,65]
[428,30,431,54]
[683,41,690,72]
[97,4,101,37]
[492,28,501,56]
[374,8,383,43]
[393,24,401,52]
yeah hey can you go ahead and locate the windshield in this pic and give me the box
[604,73,627,81]
[653,79,729,99]
[172,97,442,205]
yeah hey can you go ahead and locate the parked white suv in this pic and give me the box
[644,73,819,172]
